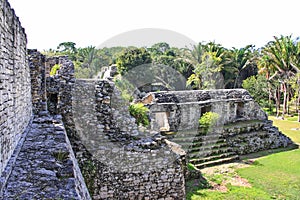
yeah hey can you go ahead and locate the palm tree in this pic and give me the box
[77,46,99,78]
[261,35,298,118]
[184,42,226,89]
[222,45,255,89]
[258,54,278,114]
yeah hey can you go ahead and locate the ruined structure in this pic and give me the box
[0,0,296,199]
[0,0,31,176]
[147,90,293,168]
[0,2,186,199]
[0,1,89,198]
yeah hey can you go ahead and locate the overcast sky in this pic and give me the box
[8,0,300,50]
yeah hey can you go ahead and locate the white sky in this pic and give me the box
[8,0,300,51]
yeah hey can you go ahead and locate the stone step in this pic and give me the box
[223,120,264,134]
[190,152,237,165]
[171,138,227,149]
[197,134,224,141]
[171,133,223,141]
[171,134,223,144]
[194,155,239,169]
[180,139,227,151]
[188,146,233,157]
[237,131,269,138]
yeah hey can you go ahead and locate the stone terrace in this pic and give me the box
[0,114,90,199]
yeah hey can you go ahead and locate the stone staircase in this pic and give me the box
[168,130,239,169]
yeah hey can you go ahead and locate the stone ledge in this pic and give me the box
[0,115,91,200]
[0,116,33,196]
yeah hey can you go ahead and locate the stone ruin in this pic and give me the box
[144,90,294,168]
[0,0,297,199]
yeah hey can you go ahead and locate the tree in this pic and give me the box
[261,35,297,118]
[116,47,152,75]
[185,42,225,89]
[187,51,223,89]
[57,42,77,60]
[129,103,149,126]
[148,42,171,56]
[222,45,256,89]
[242,75,269,107]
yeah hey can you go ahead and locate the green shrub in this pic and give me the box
[50,64,61,76]
[187,163,197,171]
[199,112,219,128]
[115,78,134,102]
[129,103,149,126]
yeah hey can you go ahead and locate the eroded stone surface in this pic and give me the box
[147,90,294,168]
[70,79,186,199]
[0,0,32,175]
[0,115,90,200]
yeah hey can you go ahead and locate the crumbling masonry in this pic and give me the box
[0,0,295,199]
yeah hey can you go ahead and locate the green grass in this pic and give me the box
[237,150,300,199]
[187,116,300,200]
[188,185,270,200]
[286,115,298,122]
[269,116,300,144]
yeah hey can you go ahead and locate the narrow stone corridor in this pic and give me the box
[0,114,90,199]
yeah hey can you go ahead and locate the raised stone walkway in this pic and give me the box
[0,114,90,199]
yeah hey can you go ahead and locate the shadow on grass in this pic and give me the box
[239,143,299,161]
[185,170,211,199]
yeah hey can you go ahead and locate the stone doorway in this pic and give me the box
[236,102,244,119]
[155,112,170,131]
[200,106,212,116]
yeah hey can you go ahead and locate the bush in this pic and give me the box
[242,75,269,107]
[115,78,134,103]
[50,64,61,76]
[129,103,149,126]
[199,112,219,128]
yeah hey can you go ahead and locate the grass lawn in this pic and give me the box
[187,116,300,200]
[269,116,300,144]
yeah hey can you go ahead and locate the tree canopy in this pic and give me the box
[44,35,300,120]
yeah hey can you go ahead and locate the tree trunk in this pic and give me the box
[275,87,281,118]
[298,88,300,122]
[282,83,287,119]
[287,84,290,115]
[268,83,272,113]
[234,71,241,89]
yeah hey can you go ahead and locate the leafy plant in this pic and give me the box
[53,151,69,162]
[50,64,61,76]
[187,163,197,171]
[129,103,149,126]
[115,78,134,102]
[199,112,219,128]
[116,47,152,75]
[242,74,269,108]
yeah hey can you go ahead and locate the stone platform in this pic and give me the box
[0,114,90,200]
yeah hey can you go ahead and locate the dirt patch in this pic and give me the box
[209,181,228,192]
[225,176,252,187]
[201,161,252,192]
[201,162,250,175]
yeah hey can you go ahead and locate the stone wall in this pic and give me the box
[3,1,184,199]
[147,90,294,163]
[148,89,267,131]
[0,0,32,175]
[70,79,186,199]
[25,51,91,198]
[28,49,47,114]
[0,115,91,199]
[26,52,186,199]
